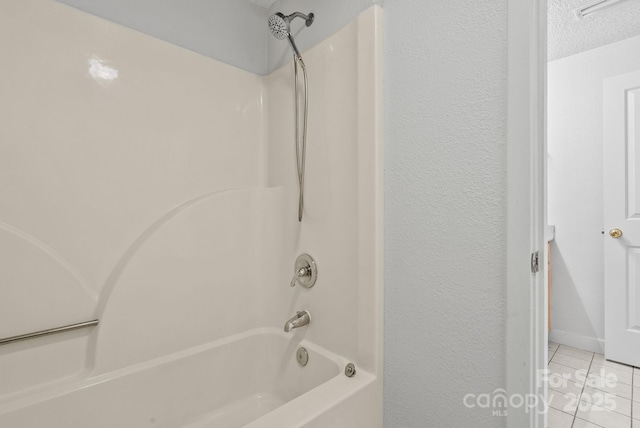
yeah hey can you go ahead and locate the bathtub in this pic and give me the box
[0,328,377,428]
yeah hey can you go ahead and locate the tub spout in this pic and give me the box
[284,310,311,332]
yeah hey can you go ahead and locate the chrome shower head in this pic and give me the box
[268,13,289,40]
[268,12,314,58]
[268,12,314,39]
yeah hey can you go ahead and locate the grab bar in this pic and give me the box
[0,319,99,346]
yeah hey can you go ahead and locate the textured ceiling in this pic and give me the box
[549,0,640,61]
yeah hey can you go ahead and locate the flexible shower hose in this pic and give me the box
[293,54,308,222]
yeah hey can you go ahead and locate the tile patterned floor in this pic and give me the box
[548,342,639,428]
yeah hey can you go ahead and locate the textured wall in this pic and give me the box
[383,0,507,426]
[548,34,640,352]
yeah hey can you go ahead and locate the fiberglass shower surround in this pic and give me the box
[0,2,383,426]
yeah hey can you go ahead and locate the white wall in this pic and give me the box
[548,34,640,352]
[383,0,507,426]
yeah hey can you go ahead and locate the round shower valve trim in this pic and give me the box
[290,254,318,288]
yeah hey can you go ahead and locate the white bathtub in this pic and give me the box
[0,328,376,428]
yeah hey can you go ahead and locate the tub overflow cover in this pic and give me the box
[345,363,356,378]
[296,347,309,366]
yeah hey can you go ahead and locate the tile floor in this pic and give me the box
[548,342,640,428]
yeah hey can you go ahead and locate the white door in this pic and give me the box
[604,70,640,367]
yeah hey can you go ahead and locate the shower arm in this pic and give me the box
[287,12,314,26]
[285,12,313,60]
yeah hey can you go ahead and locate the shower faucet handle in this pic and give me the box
[290,254,317,288]
[290,267,310,287]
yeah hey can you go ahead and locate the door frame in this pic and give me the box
[506,1,547,427]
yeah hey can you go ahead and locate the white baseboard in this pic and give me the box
[549,329,604,354]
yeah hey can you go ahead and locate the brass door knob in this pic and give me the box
[609,228,623,238]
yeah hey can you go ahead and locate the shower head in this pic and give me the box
[268,12,314,39]
[268,12,314,58]
[268,13,289,40]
